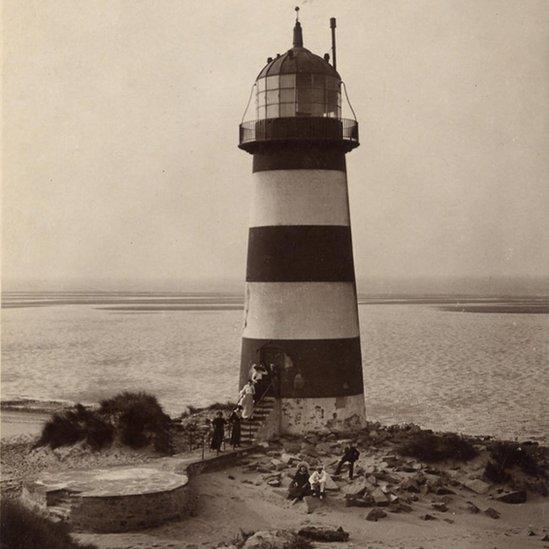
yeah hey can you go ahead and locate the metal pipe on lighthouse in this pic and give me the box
[237,13,366,435]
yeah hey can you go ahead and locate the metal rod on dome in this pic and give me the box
[330,17,337,70]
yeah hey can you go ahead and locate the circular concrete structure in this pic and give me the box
[21,465,192,533]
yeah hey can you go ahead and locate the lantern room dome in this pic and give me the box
[257,47,341,80]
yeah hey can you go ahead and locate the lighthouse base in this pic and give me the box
[279,394,365,435]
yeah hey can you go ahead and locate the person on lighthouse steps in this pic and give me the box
[309,465,327,500]
[238,380,255,419]
[250,363,268,401]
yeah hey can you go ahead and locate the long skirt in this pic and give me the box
[240,392,254,419]
[230,422,241,446]
[288,482,311,500]
[210,428,224,450]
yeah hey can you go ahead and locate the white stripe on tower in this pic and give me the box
[250,170,350,227]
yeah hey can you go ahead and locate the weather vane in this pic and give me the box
[295,6,300,22]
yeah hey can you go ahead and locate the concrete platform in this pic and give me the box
[21,446,258,533]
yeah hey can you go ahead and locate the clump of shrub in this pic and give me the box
[0,499,97,549]
[484,441,547,483]
[36,391,173,454]
[99,391,173,454]
[396,430,478,463]
[36,404,113,451]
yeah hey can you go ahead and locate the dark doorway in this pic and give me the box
[259,345,287,398]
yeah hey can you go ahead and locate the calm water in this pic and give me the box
[1,292,548,443]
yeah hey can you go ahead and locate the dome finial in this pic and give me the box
[293,6,303,47]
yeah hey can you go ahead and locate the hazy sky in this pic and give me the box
[2,0,548,290]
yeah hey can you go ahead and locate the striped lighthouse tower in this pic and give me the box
[238,13,365,434]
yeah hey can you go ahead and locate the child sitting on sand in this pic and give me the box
[309,465,327,500]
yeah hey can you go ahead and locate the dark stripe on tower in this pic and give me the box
[246,226,355,282]
[253,145,346,172]
[240,337,363,398]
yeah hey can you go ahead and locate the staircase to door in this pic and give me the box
[240,397,276,446]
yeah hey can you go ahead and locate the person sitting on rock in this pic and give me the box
[288,462,311,503]
[309,465,327,500]
[335,443,360,480]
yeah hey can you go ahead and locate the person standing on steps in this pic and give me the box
[229,406,242,449]
[210,411,226,454]
[335,443,360,479]
[238,379,255,419]
[309,465,327,500]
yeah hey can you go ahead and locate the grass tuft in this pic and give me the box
[396,431,478,463]
[0,499,97,549]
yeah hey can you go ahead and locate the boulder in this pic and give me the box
[243,530,301,549]
[431,502,448,512]
[465,501,480,514]
[421,514,437,521]
[281,440,301,454]
[483,507,500,519]
[495,490,527,504]
[342,480,370,498]
[400,478,419,493]
[345,496,374,508]
[462,479,490,495]
[298,526,349,542]
[324,473,340,491]
[267,478,281,487]
[279,453,293,464]
[366,508,387,521]
[371,487,388,506]
[388,502,413,513]
[270,458,285,471]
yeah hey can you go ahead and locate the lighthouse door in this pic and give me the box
[259,346,286,398]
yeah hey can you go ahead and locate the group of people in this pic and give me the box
[209,407,242,453]
[209,363,273,453]
[287,443,360,503]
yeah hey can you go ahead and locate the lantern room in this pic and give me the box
[239,16,359,154]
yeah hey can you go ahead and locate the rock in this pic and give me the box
[267,478,281,487]
[435,486,455,495]
[495,490,527,504]
[270,458,285,471]
[280,453,298,465]
[371,487,388,506]
[228,475,235,480]
[388,502,412,513]
[541,534,549,542]
[462,479,491,495]
[483,507,500,519]
[298,526,349,542]
[443,518,455,524]
[342,480,370,498]
[366,508,387,521]
[243,530,301,548]
[421,514,437,521]
[431,502,448,512]
[302,495,323,514]
[281,440,301,454]
[324,473,340,491]
[400,478,420,492]
[345,496,373,508]
[465,501,480,514]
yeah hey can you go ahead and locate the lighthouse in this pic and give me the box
[238,11,365,435]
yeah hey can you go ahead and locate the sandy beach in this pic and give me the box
[2,417,547,549]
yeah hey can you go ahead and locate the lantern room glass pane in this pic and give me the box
[266,104,279,118]
[280,103,296,117]
[310,88,324,103]
[257,91,266,107]
[326,77,340,90]
[280,88,294,102]
[311,74,325,88]
[266,89,279,104]
[257,105,266,119]
[279,74,295,88]
[257,78,266,92]
[266,75,279,90]
[296,72,311,88]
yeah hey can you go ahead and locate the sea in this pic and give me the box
[1,291,548,443]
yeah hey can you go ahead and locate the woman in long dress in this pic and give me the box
[229,407,242,448]
[210,411,226,453]
[288,462,311,502]
[238,380,255,419]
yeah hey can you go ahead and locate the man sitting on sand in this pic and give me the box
[309,465,327,500]
[335,443,360,480]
